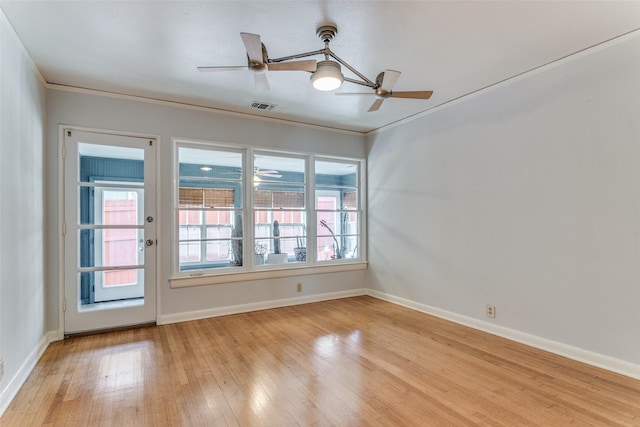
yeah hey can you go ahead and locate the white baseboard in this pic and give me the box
[0,331,57,417]
[158,288,369,325]
[367,289,640,380]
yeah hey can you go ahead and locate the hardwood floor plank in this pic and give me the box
[2,296,639,426]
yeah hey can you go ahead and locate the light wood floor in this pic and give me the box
[2,296,639,426]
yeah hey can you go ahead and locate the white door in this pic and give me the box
[63,129,157,334]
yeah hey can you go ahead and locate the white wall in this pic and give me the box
[45,90,367,330]
[367,35,640,367]
[0,12,48,414]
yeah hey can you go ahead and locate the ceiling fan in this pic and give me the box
[218,167,282,181]
[254,168,282,179]
[253,168,282,186]
[197,24,433,111]
[197,33,317,91]
[336,69,432,112]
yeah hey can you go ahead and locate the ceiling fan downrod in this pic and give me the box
[268,24,376,89]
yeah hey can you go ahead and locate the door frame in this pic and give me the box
[57,125,162,338]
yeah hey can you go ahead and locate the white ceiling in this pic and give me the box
[2,1,639,133]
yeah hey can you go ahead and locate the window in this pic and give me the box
[174,141,364,278]
[253,153,307,265]
[177,146,244,271]
[315,160,360,261]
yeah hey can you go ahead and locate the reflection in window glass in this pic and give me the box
[253,153,307,264]
[316,160,360,262]
[177,146,244,271]
[174,142,364,276]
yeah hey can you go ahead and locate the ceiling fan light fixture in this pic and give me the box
[311,60,344,91]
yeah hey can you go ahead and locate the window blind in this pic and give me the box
[179,188,234,207]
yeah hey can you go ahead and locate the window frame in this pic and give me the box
[252,150,309,267]
[171,138,367,287]
[174,141,247,274]
[315,157,362,264]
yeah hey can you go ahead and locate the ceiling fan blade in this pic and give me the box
[267,60,317,72]
[368,98,385,112]
[390,91,433,100]
[240,32,264,64]
[380,69,401,91]
[197,66,249,72]
[254,72,270,91]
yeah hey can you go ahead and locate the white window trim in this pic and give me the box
[169,261,368,288]
[171,138,367,288]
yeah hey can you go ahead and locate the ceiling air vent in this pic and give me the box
[250,101,277,111]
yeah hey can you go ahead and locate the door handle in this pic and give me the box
[145,239,154,247]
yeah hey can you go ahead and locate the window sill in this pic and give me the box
[169,261,368,289]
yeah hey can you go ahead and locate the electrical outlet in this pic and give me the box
[486,304,496,318]
[296,283,302,292]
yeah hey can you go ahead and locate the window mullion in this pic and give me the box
[200,213,206,263]
[308,156,317,266]
[245,147,254,269]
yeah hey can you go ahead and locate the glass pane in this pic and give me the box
[317,212,359,261]
[254,210,306,262]
[79,272,92,305]
[178,239,241,271]
[179,147,243,208]
[254,154,305,186]
[78,269,144,306]
[316,187,357,211]
[205,240,232,263]
[79,229,144,268]
[179,147,242,174]
[254,237,309,264]
[179,187,238,208]
[316,160,358,210]
[178,209,243,271]
[80,186,144,225]
[254,187,305,208]
[317,235,359,261]
[254,238,270,259]
[317,209,339,237]
[342,191,358,210]
[178,210,240,232]
[342,235,359,260]
[179,241,201,263]
[103,269,139,287]
[78,143,144,184]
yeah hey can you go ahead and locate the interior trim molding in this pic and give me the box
[158,288,368,325]
[170,262,368,288]
[366,28,640,137]
[45,83,364,136]
[0,331,57,418]
[367,289,640,381]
